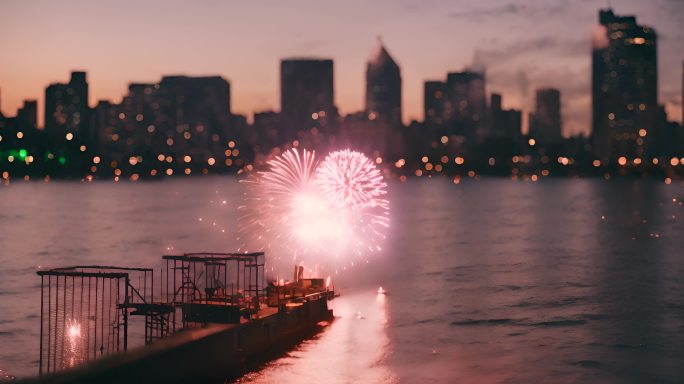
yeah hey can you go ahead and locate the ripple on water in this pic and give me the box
[451,318,515,326]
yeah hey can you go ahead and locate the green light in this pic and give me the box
[18,149,28,160]
[58,157,67,165]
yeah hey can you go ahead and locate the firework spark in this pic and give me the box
[239,148,389,273]
[315,149,389,252]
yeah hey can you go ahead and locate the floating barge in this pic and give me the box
[29,253,334,383]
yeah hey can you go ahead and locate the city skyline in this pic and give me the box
[1,0,682,136]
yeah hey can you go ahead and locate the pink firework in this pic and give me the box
[315,149,389,210]
[239,148,319,253]
[239,148,389,273]
[315,149,389,253]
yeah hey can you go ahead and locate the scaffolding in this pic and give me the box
[36,252,267,376]
[36,266,155,375]
[161,252,266,328]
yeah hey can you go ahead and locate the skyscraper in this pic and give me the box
[365,40,402,126]
[424,81,447,126]
[280,59,335,140]
[16,100,37,130]
[446,71,487,129]
[529,88,562,145]
[423,70,487,139]
[45,71,89,136]
[157,76,232,136]
[490,93,522,141]
[592,9,657,160]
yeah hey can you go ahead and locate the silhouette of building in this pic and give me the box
[424,81,447,126]
[90,100,117,151]
[45,71,89,137]
[16,100,37,130]
[252,111,282,150]
[366,40,402,126]
[529,88,562,145]
[592,9,657,161]
[88,75,235,175]
[489,93,522,141]
[280,59,335,141]
[446,71,487,140]
[653,105,683,158]
[158,76,231,136]
[423,71,487,140]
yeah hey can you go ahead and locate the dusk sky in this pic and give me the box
[1,0,682,136]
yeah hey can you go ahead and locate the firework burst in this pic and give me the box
[314,149,389,251]
[238,148,389,274]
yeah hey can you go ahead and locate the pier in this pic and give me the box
[30,253,334,383]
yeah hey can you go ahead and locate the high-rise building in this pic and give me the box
[592,9,657,160]
[490,93,522,141]
[446,71,487,139]
[529,88,562,145]
[423,71,486,139]
[158,76,231,136]
[446,72,486,123]
[91,100,118,151]
[45,71,89,136]
[89,75,233,172]
[424,81,447,126]
[16,100,37,130]
[366,40,402,126]
[280,59,335,140]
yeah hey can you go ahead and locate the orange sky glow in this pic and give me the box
[1,0,682,135]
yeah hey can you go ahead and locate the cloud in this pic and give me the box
[448,3,522,19]
[471,36,587,71]
[447,1,569,21]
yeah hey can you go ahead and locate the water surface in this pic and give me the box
[1,177,683,383]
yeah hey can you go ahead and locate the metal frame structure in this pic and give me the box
[161,252,266,329]
[36,252,267,376]
[37,266,155,376]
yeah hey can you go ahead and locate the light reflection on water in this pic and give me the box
[0,177,683,383]
[238,290,397,384]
